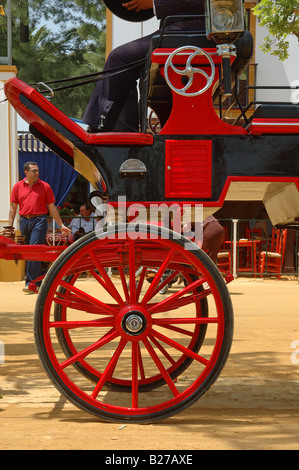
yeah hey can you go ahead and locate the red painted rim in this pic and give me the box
[35,227,232,420]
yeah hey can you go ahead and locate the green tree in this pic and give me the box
[253,0,299,60]
[0,0,106,117]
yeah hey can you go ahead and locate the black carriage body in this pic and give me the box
[74,133,299,205]
[26,110,299,227]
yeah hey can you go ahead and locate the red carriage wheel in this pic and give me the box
[54,271,209,391]
[34,224,233,423]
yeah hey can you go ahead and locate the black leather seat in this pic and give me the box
[149,33,215,51]
[250,104,299,120]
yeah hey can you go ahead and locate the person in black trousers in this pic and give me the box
[83,0,206,132]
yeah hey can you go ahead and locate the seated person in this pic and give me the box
[182,215,225,264]
[68,205,81,235]
[202,215,225,264]
[83,0,205,133]
[73,203,96,240]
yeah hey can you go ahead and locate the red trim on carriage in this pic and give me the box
[247,118,299,135]
[4,78,154,148]
[0,235,65,262]
[86,132,153,145]
[151,48,220,65]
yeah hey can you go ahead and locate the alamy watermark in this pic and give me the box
[291,80,299,104]
[93,196,203,250]
[290,340,299,365]
[0,340,4,364]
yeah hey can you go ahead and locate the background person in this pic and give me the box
[73,203,96,240]
[79,203,96,233]
[202,215,225,264]
[182,215,225,264]
[68,204,81,235]
[9,161,71,293]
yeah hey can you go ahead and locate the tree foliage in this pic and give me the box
[0,0,107,117]
[253,0,299,60]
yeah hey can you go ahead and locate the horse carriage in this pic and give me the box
[1,0,299,423]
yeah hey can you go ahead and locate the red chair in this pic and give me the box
[217,250,231,271]
[245,226,262,239]
[217,226,231,272]
[258,228,287,278]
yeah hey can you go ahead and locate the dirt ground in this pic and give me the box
[0,276,299,450]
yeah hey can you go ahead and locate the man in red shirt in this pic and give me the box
[9,161,71,293]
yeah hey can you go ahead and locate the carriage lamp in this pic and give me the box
[205,0,245,44]
[205,0,245,96]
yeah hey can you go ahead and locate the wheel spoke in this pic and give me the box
[128,239,137,303]
[60,328,119,369]
[151,329,209,366]
[154,316,218,326]
[58,280,118,315]
[54,291,117,315]
[155,322,195,337]
[150,270,180,298]
[153,317,216,338]
[118,266,129,302]
[50,317,114,329]
[143,337,179,397]
[137,343,146,380]
[91,338,127,399]
[141,248,176,305]
[132,342,139,408]
[136,266,147,301]
[88,250,125,306]
[149,336,176,365]
[148,277,206,314]
[146,289,209,315]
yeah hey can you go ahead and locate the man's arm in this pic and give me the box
[122,0,153,13]
[48,203,72,235]
[8,202,17,227]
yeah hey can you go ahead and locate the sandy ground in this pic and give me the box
[0,276,299,450]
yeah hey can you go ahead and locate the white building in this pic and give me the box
[255,25,299,103]
[0,65,18,227]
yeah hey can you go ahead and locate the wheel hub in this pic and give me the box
[116,305,152,340]
[122,311,146,336]
[125,313,144,333]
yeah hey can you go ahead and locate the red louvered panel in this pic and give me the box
[165,140,212,198]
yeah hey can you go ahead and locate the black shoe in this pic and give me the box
[87,126,99,133]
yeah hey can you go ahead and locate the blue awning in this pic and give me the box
[18,133,78,207]
[18,133,49,152]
